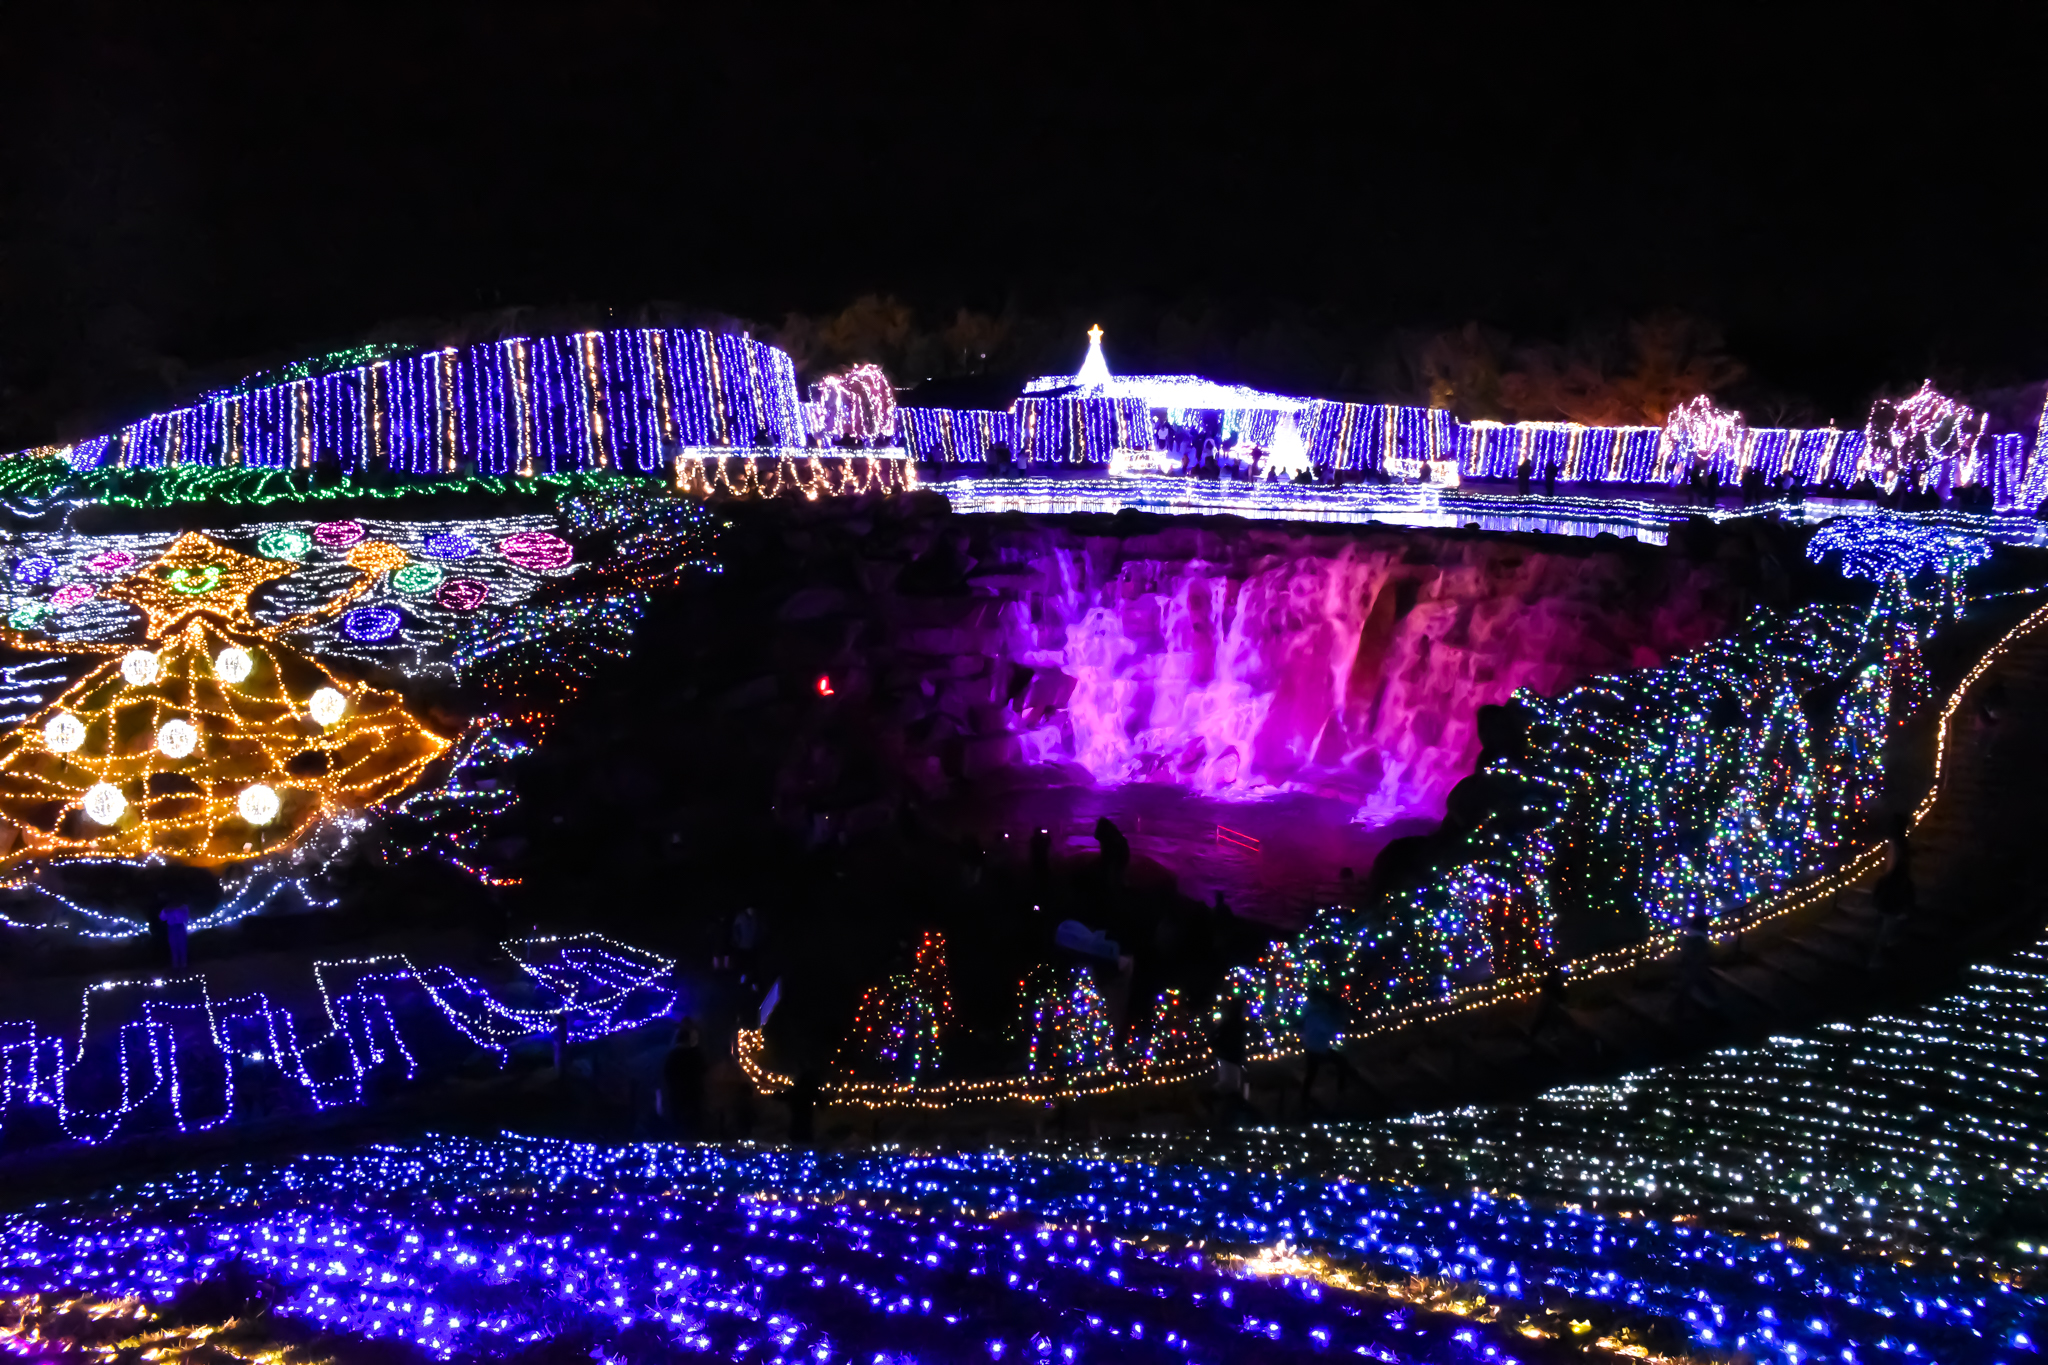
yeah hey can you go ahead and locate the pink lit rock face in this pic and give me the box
[882,522,1740,825]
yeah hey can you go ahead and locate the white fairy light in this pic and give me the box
[214,646,253,683]
[156,720,198,759]
[119,650,160,686]
[308,688,346,727]
[1657,394,1745,476]
[238,784,280,826]
[82,783,125,825]
[43,713,85,753]
[810,364,897,444]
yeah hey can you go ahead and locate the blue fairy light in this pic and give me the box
[1806,514,1990,583]
[340,605,403,642]
[0,1134,2037,1363]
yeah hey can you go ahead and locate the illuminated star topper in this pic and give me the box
[1076,325,1112,388]
[102,532,296,637]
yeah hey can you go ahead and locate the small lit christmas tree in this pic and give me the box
[1139,989,1207,1073]
[910,931,953,1034]
[1019,964,1117,1077]
[833,931,953,1084]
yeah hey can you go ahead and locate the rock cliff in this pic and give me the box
[750,501,1757,828]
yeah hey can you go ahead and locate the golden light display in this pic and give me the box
[0,532,448,868]
[672,450,916,499]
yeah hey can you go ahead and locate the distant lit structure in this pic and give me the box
[898,328,2043,507]
[9,325,2045,508]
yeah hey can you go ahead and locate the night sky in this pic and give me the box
[3,4,2042,447]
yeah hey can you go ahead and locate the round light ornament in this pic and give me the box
[214,647,253,684]
[83,782,126,826]
[238,784,281,827]
[308,687,347,727]
[157,719,198,759]
[120,649,160,686]
[43,713,85,753]
[340,607,401,642]
[257,526,312,561]
[391,561,444,595]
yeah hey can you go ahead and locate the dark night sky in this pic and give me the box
[2,3,2043,446]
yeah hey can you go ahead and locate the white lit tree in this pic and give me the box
[810,364,897,446]
[1656,394,1744,481]
[1864,380,1985,493]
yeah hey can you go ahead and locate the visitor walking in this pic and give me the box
[1870,815,1915,969]
[779,1066,824,1144]
[1093,816,1130,886]
[732,906,759,980]
[161,904,190,971]
[1211,998,1249,1127]
[1977,673,2008,730]
[1029,827,1052,884]
[1299,987,1354,1109]
[663,1018,706,1140]
[234,1048,266,1121]
[1676,912,1712,1020]
[1526,960,1570,1038]
[706,1042,754,1139]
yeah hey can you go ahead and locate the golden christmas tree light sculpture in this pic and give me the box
[0,532,449,868]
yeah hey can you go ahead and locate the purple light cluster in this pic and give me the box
[1,1135,2038,1364]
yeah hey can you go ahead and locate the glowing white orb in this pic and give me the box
[82,782,126,825]
[214,647,253,684]
[238,783,281,826]
[43,713,85,753]
[120,649,160,686]
[308,687,347,727]
[157,719,198,759]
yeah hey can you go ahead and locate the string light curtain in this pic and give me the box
[69,330,806,477]
[896,397,1149,464]
[902,389,2048,510]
